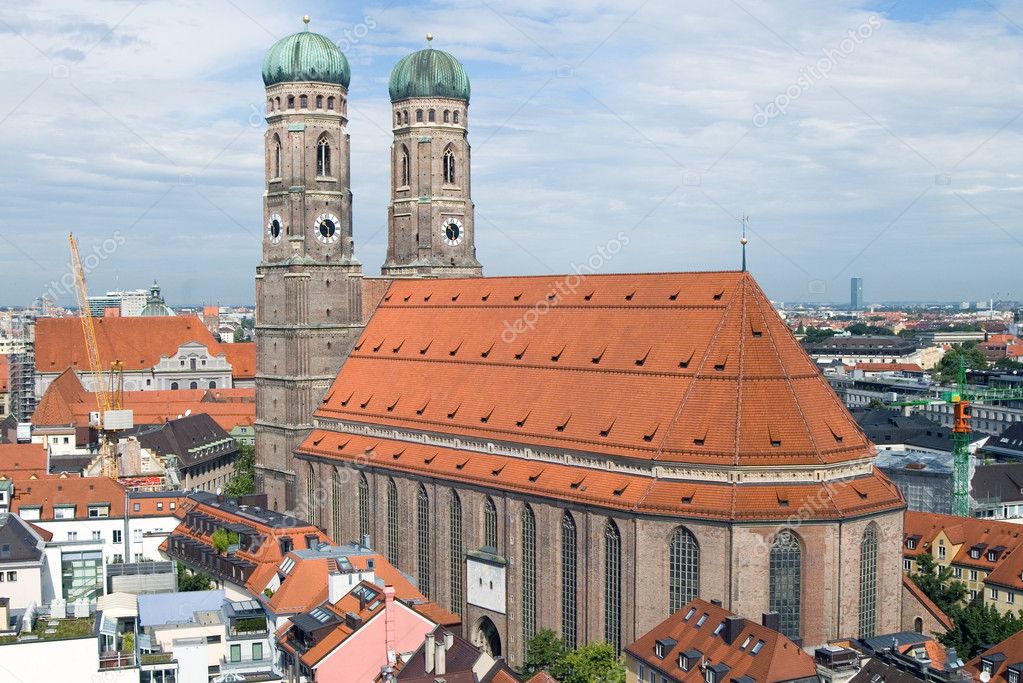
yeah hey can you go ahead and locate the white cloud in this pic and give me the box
[0,0,1021,306]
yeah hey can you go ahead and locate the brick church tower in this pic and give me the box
[255,20,364,511]
[382,36,482,278]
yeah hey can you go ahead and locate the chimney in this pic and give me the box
[384,586,397,666]
[362,533,371,549]
[444,630,454,650]
[761,611,780,632]
[425,631,436,673]
[328,568,344,605]
[723,616,744,645]
[710,598,722,607]
[435,635,447,675]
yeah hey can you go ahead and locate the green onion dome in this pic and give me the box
[389,46,470,102]
[262,27,351,88]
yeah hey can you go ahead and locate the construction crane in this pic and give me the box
[888,357,1023,517]
[69,233,132,479]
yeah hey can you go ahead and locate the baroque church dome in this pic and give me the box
[262,27,351,88]
[389,46,470,102]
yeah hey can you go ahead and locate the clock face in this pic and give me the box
[314,213,340,244]
[442,217,464,246]
[267,213,283,244]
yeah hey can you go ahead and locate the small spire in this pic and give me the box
[303,15,311,29]
[740,215,749,272]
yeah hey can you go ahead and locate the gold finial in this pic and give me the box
[303,15,311,26]
[426,33,433,42]
[740,237,748,245]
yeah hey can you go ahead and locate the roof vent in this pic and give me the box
[386,395,400,412]
[423,453,436,465]
[556,414,571,432]
[513,291,523,301]
[392,448,405,460]
[643,423,659,442]
[679,350,694,368]
[449,340,462,357]
[446,402,461,420]
[625,290,636,301]
[372,338,385,352]
[419,340,432,355]
[514,343,529,360]
[455,458,469,470]
[713,289,724,300]
[592,346,607,364]
[480,407,494,424]
[613,482,629,496]
[451,292,460,302]
[635,347,651,367]
[551,345,565,362]
[669,290,680,301]
[584,290,595,301]
[481,291,491,301]
[528,467,545,483]
[481,341,495,358]
[600,418,615,438]
[515,410,531,428]
[416,397,430,415]
[491,464,505,477]
[359,393,373,409]
[392,339,405,353]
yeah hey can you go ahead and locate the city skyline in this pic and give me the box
[0,0,1020,305]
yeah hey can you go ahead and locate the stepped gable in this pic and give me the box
[314,271,873,468]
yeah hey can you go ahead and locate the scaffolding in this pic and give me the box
[9,319,36,423]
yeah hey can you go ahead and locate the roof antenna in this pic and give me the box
[740,214,749,273]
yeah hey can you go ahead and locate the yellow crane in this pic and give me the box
[69,233,129,480]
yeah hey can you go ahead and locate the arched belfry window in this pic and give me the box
[769,529,803,640]
[443,110,450,123]
[317,136,331,177]
[443,148,456,184]
[859,524,879,638]
[561,512,578,648]
[428,109,436,122]
[400,145,410,187]
[484,497,498,549]
[604,519,622,652]
[331,468,342,540]
[416,109,423,122]
[299,94,308,109]
[272,136,281,178]
[316,95,323,109]
[669,526,700,614]
[417,484,430,597]
[453,111,459,124]
[521,505,537,643]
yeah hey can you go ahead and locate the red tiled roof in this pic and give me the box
[625,597,817,682]
[222,343,255,380]
[903,510,1023,570]
[0,443,49,476]
[299,430,902,521]
[315,272,875,468]
[35,316,222,373]
[965,629,1023,682]
[31,371,254,432]
[901,575,953,631]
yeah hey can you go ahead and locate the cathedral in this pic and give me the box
[255,21,906,665]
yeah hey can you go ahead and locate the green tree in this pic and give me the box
[223,444,255,498]
[233,326,247,343]
[910,553,967,614]
[937,344,988,382]
[176,562,213,592]
[523,630,568,677]
[559,643,625,683]
[940,600,1023,659]
[211,527,239,554]
[996,357,1023,370]
[802,327,838,344]
[121,631,134,654]
[847,322,894,336]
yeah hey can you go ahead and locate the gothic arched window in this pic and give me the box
[275,96,281,110]
[316,95,323,109]
[604,519,622,652]
[403,110,409,124]
[769,529,803,640]
[859,524,879,638]
[450,490,463,612]
[327,96,335,110]
[331,468,343,540]
[358,473,370,540]
[386,478,399,564]
[428,109,436,122]
[400,146,410,187]
[443,148,456,184]
[306,462,318,527]
[669,526,700,614]
[453,111,459,124]
[417,484,430,597]
[299,94,308,109]
[317,137,331,177]
[561,512,578,648]
[443,110,450,123]
[208,381,216,389]
[287,95,295,109]
[521,505,537,644]
[189,381,198,390]
[416,109,423,122]
[484,496,498,549]
[170,382,178,390]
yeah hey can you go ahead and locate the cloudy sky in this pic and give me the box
[0,0,1020,306]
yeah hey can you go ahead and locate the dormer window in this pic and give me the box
[654,642,664,658]
[1009,670,1019,683]
[906,539,916,550]
[971,549,980,559]
[988,551,998,562]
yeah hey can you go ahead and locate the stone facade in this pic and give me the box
[254,77,365,512]
[383,96,482,278]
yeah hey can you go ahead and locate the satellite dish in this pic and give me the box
[981,672,991,683]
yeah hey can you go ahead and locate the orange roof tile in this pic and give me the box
[0,443,49,476]
[965,629,1023,682]
[222,343,256,380]
[625,598,817,682]
[903,510,1023,571]
[298,431,903,522]
[35,316,222,373]
[314,273,875,468]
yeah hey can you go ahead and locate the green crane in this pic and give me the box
[887,357,1023,516]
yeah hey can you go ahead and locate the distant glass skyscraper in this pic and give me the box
[850,277,864,309]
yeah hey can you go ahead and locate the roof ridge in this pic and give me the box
[734,273,749,467]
